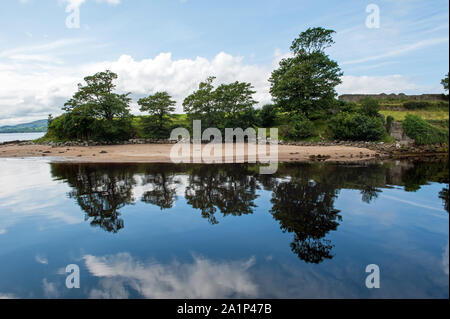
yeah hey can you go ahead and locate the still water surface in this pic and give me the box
[0,159,448,298]
[0,132,45,143]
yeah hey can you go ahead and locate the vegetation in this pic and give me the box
[269,27,342,118]
[183,76,258,133]
[138,92,176,138]
[442,73,449,92]
[40,27,448,145]
[403,115,449,145]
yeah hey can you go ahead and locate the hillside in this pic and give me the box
[0,119,48,133]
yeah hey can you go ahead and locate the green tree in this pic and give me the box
[183,76,219,129]
[60,70,133,141]
[215,81,258,128]
[258,104,277,127]
[269,27,342,118]
[64,70,131,121]
[183,77,258,130]
[441,73,449,92]
[359,97,381,117]
[138,92,176,137]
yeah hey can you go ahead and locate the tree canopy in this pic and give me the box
[138,92,176,136]
[270,27,342,118]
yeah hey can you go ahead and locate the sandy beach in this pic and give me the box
[0,142,377,163]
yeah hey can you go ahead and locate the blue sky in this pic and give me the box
[0,0,448,125]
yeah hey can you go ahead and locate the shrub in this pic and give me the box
[257,104,277,127]
[281,113,316,140]
[386,115,394,133]
[360,98,380,117]
[402,115,449,145]
[403,101,431,110]
[330,112,385,141]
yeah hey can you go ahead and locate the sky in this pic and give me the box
[0,0,448,125]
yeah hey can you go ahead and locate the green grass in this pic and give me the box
[380,109,449,121]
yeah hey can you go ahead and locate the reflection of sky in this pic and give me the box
[0,159,448,299]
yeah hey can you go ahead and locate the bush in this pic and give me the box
[403,101,431,110]
[46,114,134,142]
[330,112,385,141]
[281,113,316,140]
[257,104,277,127]
[386,115,394,133]
[402,115,449,145]
[360,98,380,117]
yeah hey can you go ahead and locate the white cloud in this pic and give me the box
[0,41,442,125]
[84,253,258,299]
[36,255,49,265]
[336,75,441,95]
[95,0,120,5]
[42,278,60,298]
[341,37,449,65]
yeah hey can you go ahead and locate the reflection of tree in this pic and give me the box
[51,164,137,233]
[185,165,259,224]
[270,178,342,264]
[141,169,179,210]
[439,187,449,213]
[360,186,382,204]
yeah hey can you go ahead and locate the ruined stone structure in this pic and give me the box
[389,121,414,145]
[338,93,446,103]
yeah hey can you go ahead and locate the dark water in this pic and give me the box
[0,158,448,299]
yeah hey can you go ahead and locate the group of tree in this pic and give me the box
[45,27,448,143]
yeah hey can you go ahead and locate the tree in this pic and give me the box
[441,73,449,92]
[47,114,54,126]
[258,104,277,127]
[359,97,381,117]
[290,27,336,54]
[215,81,258,128]
[183,76,219,129]
[60,70,133,141]
[64,70,131,121]
[138,92,176,137]
[269,27,342,118]
[183,77,258,130]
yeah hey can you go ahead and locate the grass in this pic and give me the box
[380,109,449,121]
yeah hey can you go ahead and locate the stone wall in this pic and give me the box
[389,121,414,145]
[338,93,446,103]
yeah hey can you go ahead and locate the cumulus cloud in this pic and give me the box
[42,278,60,298]
[84,253,258,299]
[0,42,440,125]
[336,75,441,95]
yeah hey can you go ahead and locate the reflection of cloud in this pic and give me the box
[382,194,444,212]
[42,278,59,298]
[84,253,258,299]
[443,241,449,276]
[35,255,48,265]
[0,159,83,234]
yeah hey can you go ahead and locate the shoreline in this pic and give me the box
[1,141,447,164]
[1,142,378,163]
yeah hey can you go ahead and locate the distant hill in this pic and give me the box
[0,119,47,133]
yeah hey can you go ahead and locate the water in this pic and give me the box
[0,158,448,299]
[0,132,45,143]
